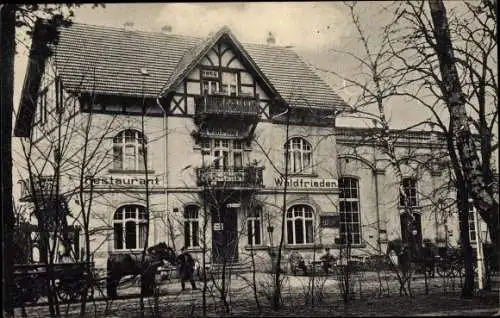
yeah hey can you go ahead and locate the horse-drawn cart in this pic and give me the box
[13,261,97,305]
[434,248,468,278]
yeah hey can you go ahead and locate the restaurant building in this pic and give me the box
[15,22,482,270]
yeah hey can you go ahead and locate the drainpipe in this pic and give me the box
[156,95,168,246]
[373,168,382,255]
[429,126,439,243]
[373,145,383,255]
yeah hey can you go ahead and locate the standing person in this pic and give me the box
[58,240,73,263]
[177,246,198,291]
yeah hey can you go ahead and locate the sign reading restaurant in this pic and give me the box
[274,177,338,189]
[84,175,162,186]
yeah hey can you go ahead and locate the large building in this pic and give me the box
[14,22,483,270]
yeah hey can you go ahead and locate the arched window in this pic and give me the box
[285,137,312,173]
[286,205,314,245]
[113,130,147,170]
[339,177,361,245]
[184,205,200,248]
[113,205,148,250]
[247,206,262,246]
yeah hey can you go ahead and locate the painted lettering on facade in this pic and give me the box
[84,176,161,186]
[274,177,338,189]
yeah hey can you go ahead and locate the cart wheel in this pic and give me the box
[454,262,465,277]
[436,262,450,278]
[56,281,80,302]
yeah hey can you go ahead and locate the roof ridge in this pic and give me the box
[67,22,297,50]
[241,42,296,50]
[67,21,203,41]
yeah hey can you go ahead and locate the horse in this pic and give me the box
[106,242,177,299]
[420,240,440,278]
[386,239,438,296]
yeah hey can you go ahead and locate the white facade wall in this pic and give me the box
[17,37,488,271]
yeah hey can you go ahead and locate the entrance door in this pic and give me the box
[400,212,422,249]
[212,206,238,264]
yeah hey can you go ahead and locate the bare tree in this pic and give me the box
[3,5,105,316]
[382,0,498,296]
[71,85,119,316]
[15,59,122,317]
[312,1,456,296]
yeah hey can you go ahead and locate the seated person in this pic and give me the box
[288,251,308,276]
[320,248,336,274]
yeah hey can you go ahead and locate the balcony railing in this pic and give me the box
[194,93,260,120]
[196,166,264,188]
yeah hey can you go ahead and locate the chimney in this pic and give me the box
[123,21,134,31]
[266,32,275,45]
[161,25,172,33]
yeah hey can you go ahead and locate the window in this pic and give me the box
[113,205,147,250]
[286,205,314,245]
[339,177,362,245]
[400,177,418,207]
[221,72,238,96]
[247,206,262,246]
[468,200,477,243]
[213,139,229,169]
[202,138,245,169]
[184,205,200,248]
[233,140,243,168]
[201,69,220,95]
[203,80,219,95]
[113,130,147,171]
[200,69,239,96]
[36,89,48,125]
[285,137,312,174]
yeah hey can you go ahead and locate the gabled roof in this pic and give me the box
[52,23,347,109]
[15,22,349,136]
[160,25,281,102]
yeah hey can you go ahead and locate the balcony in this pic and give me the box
[196,166,264,189]
[194,93,260,123]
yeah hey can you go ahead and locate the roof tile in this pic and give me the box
[53,23,348,109]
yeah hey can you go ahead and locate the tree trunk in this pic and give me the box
[1,4,16,317]
[428,0,499,261]
[457,186,474,298]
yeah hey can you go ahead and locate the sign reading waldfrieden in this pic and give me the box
[85,176,162,186]
[274,177,338,189]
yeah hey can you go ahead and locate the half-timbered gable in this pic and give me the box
[176,40,273,119]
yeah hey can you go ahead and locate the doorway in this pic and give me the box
[400,212,423,248]
[211,206,238,264]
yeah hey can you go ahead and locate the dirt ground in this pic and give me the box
[13,272,500,317]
